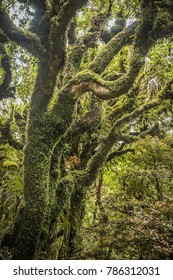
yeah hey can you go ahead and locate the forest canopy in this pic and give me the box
[0,0,173,260]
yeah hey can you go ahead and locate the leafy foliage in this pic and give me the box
[76,136,173,259]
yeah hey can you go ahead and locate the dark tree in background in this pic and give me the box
[0,0,173,260]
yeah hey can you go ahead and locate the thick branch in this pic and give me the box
[55,98,161,235]
[70,45,146,100]
[152,21,173,40]
[0,9,47,60]
[113,100,160,130]
[106,123,160,162]
[0,117,23,150]
[74,1,173,101]
[57,0,87,32]
[39,1,89,98]
[0,43,14,99]
[107,148,134,162]
[84,98,160,184]
[88,22,137,74]
[56,98,161,219]
[63,10,113,82]
[50,0,88,53]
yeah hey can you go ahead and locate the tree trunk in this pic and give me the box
[12,112,55,259]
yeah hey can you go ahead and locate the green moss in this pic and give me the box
[67,43,84,72]
[11,110,57,259]
[74,70,113,88]
[153,10,172,32]
[88,25,136,74]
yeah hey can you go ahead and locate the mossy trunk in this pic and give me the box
[11,87,77,259]
[68,187,86,258]
[12,115,54,259]
[37,145,64,258]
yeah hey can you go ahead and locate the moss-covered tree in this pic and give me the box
[1,0,173,259]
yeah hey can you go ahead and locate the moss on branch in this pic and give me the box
[83,98,160,187]
[0,117,23,149]
[0,43,14,100]
[68,45,146,100]
[50,0,87,54]
[107,148,134,162]
[0,9,47,60]
[88,22,137,74]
